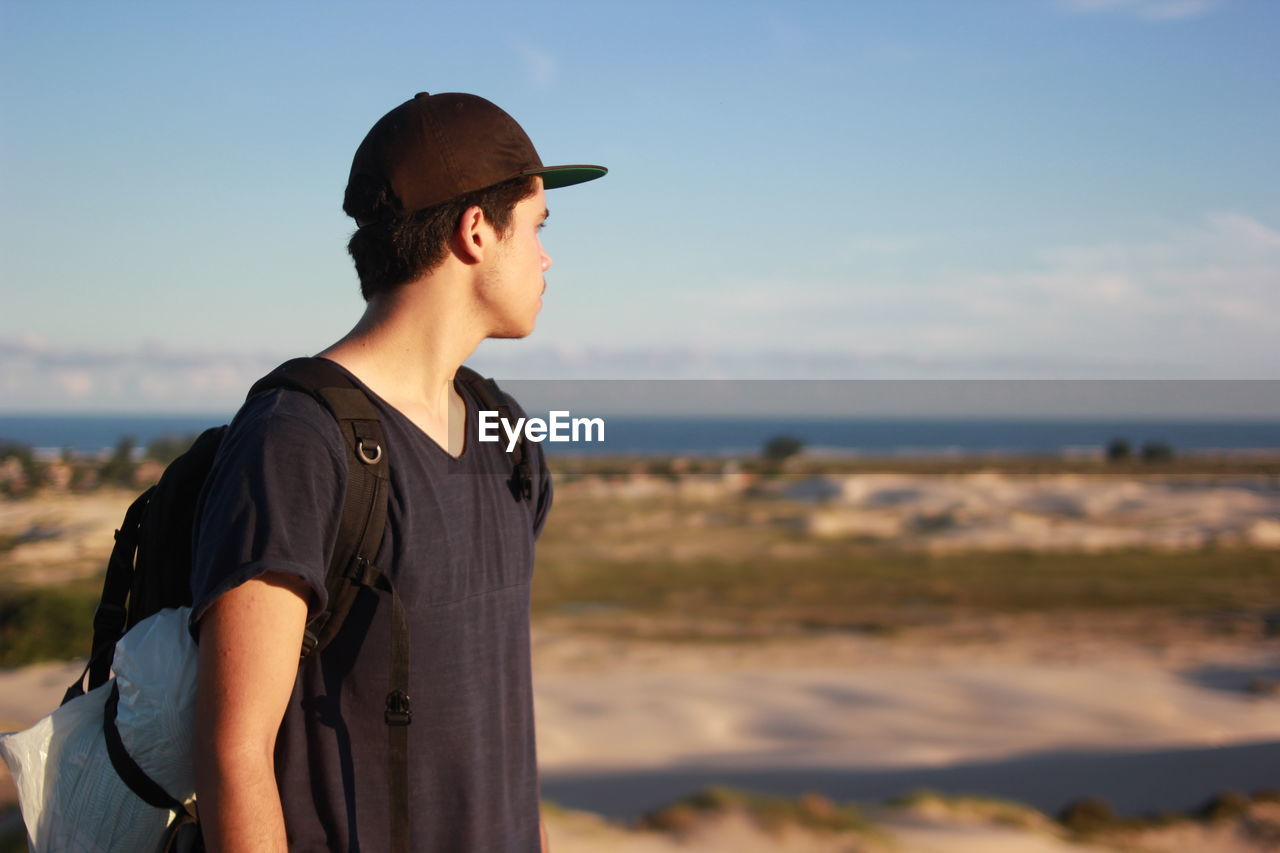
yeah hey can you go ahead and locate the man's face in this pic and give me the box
[482,180,551,339]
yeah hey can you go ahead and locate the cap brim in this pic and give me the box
[523,164,608,189]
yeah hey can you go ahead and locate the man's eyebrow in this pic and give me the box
[541,209,550,222]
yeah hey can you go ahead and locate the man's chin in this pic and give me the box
[487,325,536,341]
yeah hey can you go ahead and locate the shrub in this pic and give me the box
[1105,437,1131,462]
[1060,797,1117,835]
[0,585,97,666]
[1198,790,1250,823]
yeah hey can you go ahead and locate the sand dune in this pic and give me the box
[3,472,1278,590]
[783,472,1280,552]
[3,482,1277,849]
[3,633,1277,850]
[531,627,1280,816]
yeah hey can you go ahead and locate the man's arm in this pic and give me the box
[194,572,311,853]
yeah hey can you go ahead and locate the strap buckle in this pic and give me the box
[345,555,381,586]
[357,439,382,465]
[385,690,412,726]
[300,629,319,659]
[515,460,533,502]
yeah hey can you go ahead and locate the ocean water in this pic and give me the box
[1,414,1278,457]
[0,414,231,455]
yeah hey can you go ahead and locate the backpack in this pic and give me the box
[58,356,533,853]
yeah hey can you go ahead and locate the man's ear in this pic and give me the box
[453,204,491,265]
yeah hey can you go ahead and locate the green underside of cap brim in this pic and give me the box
[524,164,608,189]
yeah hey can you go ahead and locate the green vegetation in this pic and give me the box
[760,435,805,474]
[1053,788,1280,840]
[630,785,1280,844]
[0,442,36,467]
[0,583,97,667]
[887,789,1051,831]
[1105,437,1132,462]
[1198,790,1253,823]
[640,786,874,837]
[146,433,198,466]
[1104,436,1176,464]
[1059,796,1120,836]
[0,441,39,498]
[550,451,1280,479]
[96,436,137,487]
[532,535,1280,640]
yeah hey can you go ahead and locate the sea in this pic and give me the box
[2,414,1278,458]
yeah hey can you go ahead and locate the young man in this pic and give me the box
[190,92,605,852]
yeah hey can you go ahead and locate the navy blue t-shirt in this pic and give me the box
[190,361,551,852]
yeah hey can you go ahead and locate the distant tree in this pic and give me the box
[0,441,38,496]
[98,435,138,487]
[762,435,805,468]
[1139,439,1174,463]
[0,441,37,477]
[1104,437,1131,462]
[146,433,198,466]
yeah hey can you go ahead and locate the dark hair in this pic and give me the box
[344,175,538,301]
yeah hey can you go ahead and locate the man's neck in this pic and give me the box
[316,273,484,450]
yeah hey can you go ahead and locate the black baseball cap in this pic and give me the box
[345,92,607,226]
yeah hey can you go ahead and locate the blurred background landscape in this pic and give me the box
[3,0,1279,849]
[3,419,1279,851]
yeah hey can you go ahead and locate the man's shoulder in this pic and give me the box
[232,385,339,436]
[216,386,348,472]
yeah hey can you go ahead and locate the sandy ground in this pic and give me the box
[543,807,1102,853]
[4,473,1279,587]
[529,622,1280,850]
[536,657,1280,785]
[530,622,1280,812]
[4,629,1278,850]
[0,489,135,584]
[3,485,1278,849]
[777,471,1280,552]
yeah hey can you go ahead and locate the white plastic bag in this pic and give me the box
[0,606,199,852]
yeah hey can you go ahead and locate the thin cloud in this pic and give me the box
[1057,0,1226,21]
[667,212,1280,378]
[513,43,557,89]
[3,213,1274,409]
[952,212,1280,374]
[0,341,285,413]
[1,335,1202,413]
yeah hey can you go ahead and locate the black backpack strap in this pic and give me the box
[103,682,192,818]
[63,487,156,705]
[455,366,534,502]
[247,358,393,659]
[248,357,408,853]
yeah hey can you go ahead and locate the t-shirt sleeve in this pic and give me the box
[189,390,348,633]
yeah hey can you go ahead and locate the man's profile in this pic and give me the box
[189,92,605,852]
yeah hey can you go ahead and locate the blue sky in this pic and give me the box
[1,0,1278,411]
